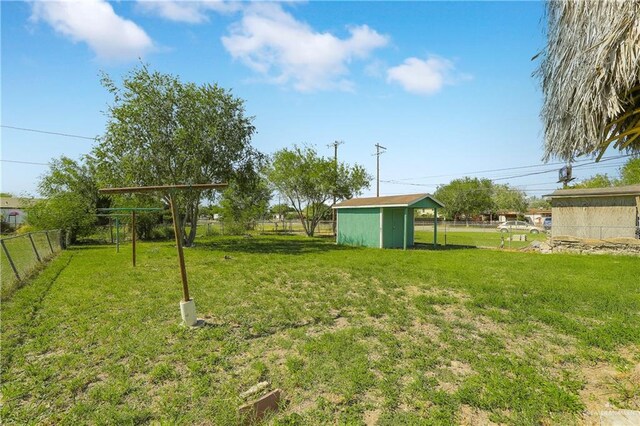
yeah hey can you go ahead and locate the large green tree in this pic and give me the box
[220,177,271,234]
[528,196,551,210]
[267,145,370,236]
[570,174,616,189]
[93,65,260,246]
[435,177,494,221]
[28,156,107,245]
[620,157,640,185]
[492,184,528,213]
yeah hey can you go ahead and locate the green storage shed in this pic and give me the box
[333,193,444,249]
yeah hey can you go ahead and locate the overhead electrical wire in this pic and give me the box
[382,154,633,187]
[1,125,97,141]
[388,153,635,182]
[1,159,50,166]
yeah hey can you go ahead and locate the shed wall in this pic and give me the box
[337,208,381,248]
[382,208,414,248]
[551,195,639,239]
[382,208,402,248]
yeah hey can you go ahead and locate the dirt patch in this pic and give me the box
[580,363,620,423]
[334,316,349,329]
[288,396,315,414]
[450,360,473,376]
[504,323,577,361]
[364,408,381,425]
[457,404,495,425]
[411,318,441,340]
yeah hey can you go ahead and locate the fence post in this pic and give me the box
[1,239,21,281]
[45,231,54,254]
[444,223,447,246]
[28,233,42,262]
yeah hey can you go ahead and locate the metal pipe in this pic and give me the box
[99,183,227,195]
[169,194,190,302]
[132,210,136,267]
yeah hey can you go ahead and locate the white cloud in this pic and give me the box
[136,1,241,24]
[387,56,467,95]
[221,3,389,92]
[30,0,153,61]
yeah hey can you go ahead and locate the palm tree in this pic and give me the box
[537,1,640,161]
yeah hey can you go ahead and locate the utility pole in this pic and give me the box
[374,143,387,197]
[328,140,344,234]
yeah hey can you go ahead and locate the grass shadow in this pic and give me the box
[413,243,478,251]
[197,235,355,255]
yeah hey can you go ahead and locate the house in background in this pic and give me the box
[0,197,39,226]
[333,193,444,249]
[524,208,552,227]
[546,185,640,239]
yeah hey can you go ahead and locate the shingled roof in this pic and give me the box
[545,184,640,199]
[333,193,444,209]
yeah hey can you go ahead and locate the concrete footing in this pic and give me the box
[180,299,198,326]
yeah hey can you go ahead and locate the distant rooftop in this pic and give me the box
[0,197,40,209]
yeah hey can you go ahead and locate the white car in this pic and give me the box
[497,220,541,234]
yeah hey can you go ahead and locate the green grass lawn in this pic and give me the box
[2,235,639,425]
[415,229,548,249]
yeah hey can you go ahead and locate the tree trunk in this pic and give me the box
[185,203,199,247]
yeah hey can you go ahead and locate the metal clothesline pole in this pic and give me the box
[98,183,228,326]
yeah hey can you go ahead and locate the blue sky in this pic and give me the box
[1,1,628,198]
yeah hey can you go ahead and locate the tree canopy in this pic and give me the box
[220,177,271,234]
[28,156,107,245]
[267,145,370,236]
[93,65,261,246]
[537,1,640,161]
[620,157,640,185]
[492,184,528,213]
[435,178,529,220]
[570,174,616,189]
[434,177,494,220]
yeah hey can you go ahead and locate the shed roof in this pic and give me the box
[545,184,640,199]
[333,193,444,209]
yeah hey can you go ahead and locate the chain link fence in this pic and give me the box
[1,230,63,298]
[550,225,640,240]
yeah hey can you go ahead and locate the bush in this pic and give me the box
[0,219,15,234]
[15,225,35,235]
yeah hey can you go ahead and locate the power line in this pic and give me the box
[1,159,50,166]
[491,155,630,181]
[389,153,635,182]
[382,161,628,188]
[383,154,632,187]
[1,125,97,141]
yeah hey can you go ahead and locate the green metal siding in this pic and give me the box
[382,208,404,248]
[337,208,380,248]
[382,207,415,248]
[407,210,414,246]
[410,198,442,209]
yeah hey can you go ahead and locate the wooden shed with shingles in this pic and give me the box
[333,193,444,249]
